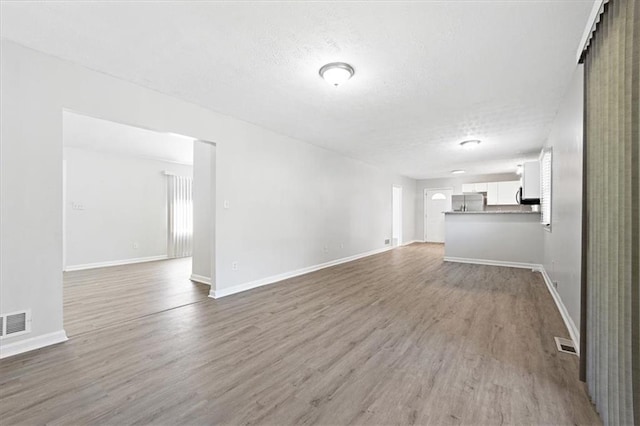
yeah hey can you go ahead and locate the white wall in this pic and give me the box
[0,40,416,349]
[191,141,215,283]
[414,172,522,240]
[542,65,584,329]
[63,147,193,269]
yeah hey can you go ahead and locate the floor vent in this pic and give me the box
[554,336,577,355]
[0,310,31,339]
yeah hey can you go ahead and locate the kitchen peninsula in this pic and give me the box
[444,211,543,268]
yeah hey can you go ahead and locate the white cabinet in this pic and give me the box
[486,181,519,205]
[461,183,475,193]
[522,161,541,199]
[463,180,520,205]
[496,181,520,205]
[474,182,488,192]
[462,182,489,193]
[487,182,498,205]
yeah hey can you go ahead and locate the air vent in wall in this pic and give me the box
[0,310,31,339]
[554,336,577,355]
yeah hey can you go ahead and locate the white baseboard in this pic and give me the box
[190,274,211,286]
[401,240,423,246]
[539,267,580,355]
[0,330,68,359]
[210,246,393,299]
[64,255,170,271]
[444,256,543,270]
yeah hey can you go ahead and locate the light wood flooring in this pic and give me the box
[63,257,208,336]
[0,243,600,425]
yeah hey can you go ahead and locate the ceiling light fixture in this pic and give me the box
[460,139,481,148]
[319,62,355,86]
[451,170,466,174]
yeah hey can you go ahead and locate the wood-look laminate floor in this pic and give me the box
[63,257,208,336]
[1,244,600,425]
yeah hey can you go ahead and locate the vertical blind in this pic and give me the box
[582,1,639,425]
[167,174,193,258]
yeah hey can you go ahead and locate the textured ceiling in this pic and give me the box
[64,111,194,165]
[1,1,593,179]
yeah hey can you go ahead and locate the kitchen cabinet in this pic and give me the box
[474,182,488,192]
[522,161,541,199]
[461,183,475,193]
[487,182,498,204]
[461,182,489,193]
[462,180,521,205]
[496,181,520,205]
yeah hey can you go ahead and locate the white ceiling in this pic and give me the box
[63,111,194,165]
[1,1,593,179]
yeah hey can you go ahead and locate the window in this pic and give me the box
[167,174,193,258]
[540,148,552,229]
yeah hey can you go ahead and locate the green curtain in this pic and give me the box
[582,1,639,425]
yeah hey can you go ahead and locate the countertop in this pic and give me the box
[445,211,541,214]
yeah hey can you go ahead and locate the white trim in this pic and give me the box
[576,0,607,63]
[539,267,580,355]
[401,240,422,246]
[210,246,393,299]
[392,184,403,247]
[0,330,68,359]
[190,274,211,286]
[64,255,170,271]
[444,256,542,271]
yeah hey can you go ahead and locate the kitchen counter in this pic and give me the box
[444,210,543,267]
[445,211,540,215]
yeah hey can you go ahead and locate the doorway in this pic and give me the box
[424,188,453,243]
[61,111,212,336]
[392,186,403,247]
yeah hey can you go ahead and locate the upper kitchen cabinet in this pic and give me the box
[474,182,488,192]
[461,180,521,205]
[522,161,541,199]
[461,182,489,193]
[487,182,498,204]
[496,181,520,205]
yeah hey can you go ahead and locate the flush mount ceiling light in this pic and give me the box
[451,170,466,174]
[319,62,355,86]
[460,139,481,148]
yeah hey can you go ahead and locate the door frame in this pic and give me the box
[423,187,453,242]
[392,185,403,247]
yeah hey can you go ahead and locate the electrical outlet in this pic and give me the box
[231,261,239,271]
[223,200,230,209]
[340,243,344,249]
[133,242,139,249]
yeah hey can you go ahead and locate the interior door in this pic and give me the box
[425,189,453,243]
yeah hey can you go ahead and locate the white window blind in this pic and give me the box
[540,149,552,228]
[167,174,193,258]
